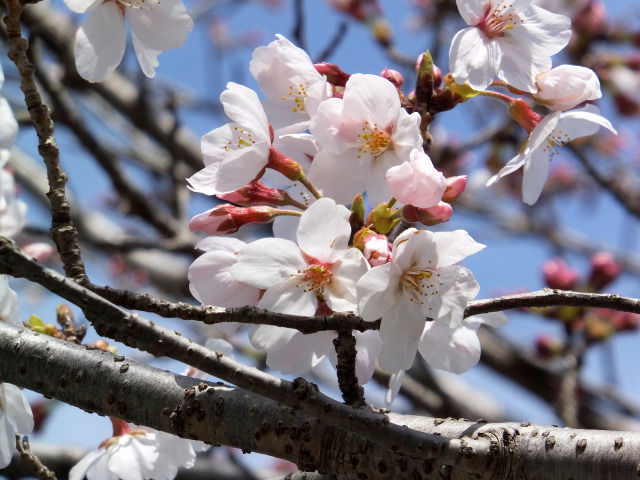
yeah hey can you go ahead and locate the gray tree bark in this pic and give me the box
[1,323,640,480]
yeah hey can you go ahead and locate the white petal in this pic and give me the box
[195,236,246,253]
[220,84,269,141]
[465,311,509,329]
[0,410,15,468]
[126,0,193,52]
[356,263,401,322]
[0,276,20,326]
[3,384,33,434]
[69,450,104,480]
[131,33,160,78]
[352,330,383,384]
[250,325,297,352]
[64,0,102,14]
[259,277,318,316]
[434,265,480,325]
[419,321,481,374]
[522,148,549,205]
[432,230,485,267]
[307,149,368,204]
[378,300,425,373]
[449,28,501,91]
[297,198,351,260]
[74,2,126,83]
[385,370,405,405]
[486,153,526,186]
[265,330,335,375]
[342,74,400,128]
[231,238,304,288]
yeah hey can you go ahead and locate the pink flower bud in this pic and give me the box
[380,68,404,89]
[386,149,446,208]
[189,204,278,235]
[441,175,467,203]
[535,335,563,359]
[217,180,289,207]
[542,258,579,290]
[314,62,351,87]
[22,242,54,263]
[402,202,453,226]
[363,233,392,267]
[588,252,621,291]
[534,65,602,111]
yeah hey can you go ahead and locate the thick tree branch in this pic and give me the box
[2,324,640,480]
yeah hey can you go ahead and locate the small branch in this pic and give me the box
[333,331,365,407]
[14,435,57,480]
[3,0,87,284]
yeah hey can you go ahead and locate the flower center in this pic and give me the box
[542,128,572,159]
[292,263,332,298]
[400,264,442,309]
[475,0,518,40]
[281,83,308,114]
[357,121,392,158]
[224,125,257,152]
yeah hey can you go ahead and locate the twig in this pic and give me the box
[333,330,366,406]
[3,0,87,284]
[14,435,57,480]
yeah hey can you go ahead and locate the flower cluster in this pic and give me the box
[446,0,616,204]
[187,34,507,392]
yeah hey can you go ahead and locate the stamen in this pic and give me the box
[280,83,308,114]
[400,264,442,306]
[224,125,257,152]
[291,263,332,298]
[356,121,392,158]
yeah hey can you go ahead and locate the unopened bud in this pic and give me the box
[535,335,563,359]
[189,204,279,235]
[22,242,54,263]
[314,62,350,87]
[381,68,403,89]
[542,258,579,290]
[587,252,621,291]
[362,233,392,266]
[217,180,292,207]
[367,203,402,235]
[402,202,453,226]
[442,175,467,203]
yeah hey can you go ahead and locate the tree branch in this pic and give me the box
[2,324,640,480]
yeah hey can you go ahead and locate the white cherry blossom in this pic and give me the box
[65,0,193,82]
[487,105,616,204]
[70,423,206,480]
[308,74,423,206]
[231,198,368,316]
[357,229,484,374]
[187,83,271,196]
[534,65,602,111]
[449,0,571,92]
[250,34,331,132]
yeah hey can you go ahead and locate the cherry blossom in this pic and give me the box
[0,168,27,238]
[449,0,571,92]
[250,34,331,131]
[534,65,602,111]
[385,149,447,208]
[65,0,193,82]
[69,420,206,480]
[187,83,271,196]
[308,74,423,206]
[487,105,616,204]
[188,237,260,335]
[231,198,368,316]
[0,98,18,166]
[357,228,485,374]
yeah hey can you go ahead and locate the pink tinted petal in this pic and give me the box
[342,74,400,128]
[195,237,246,254]
[386,150,446,208]
[74,2,126,82]
[455,0,485,25]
